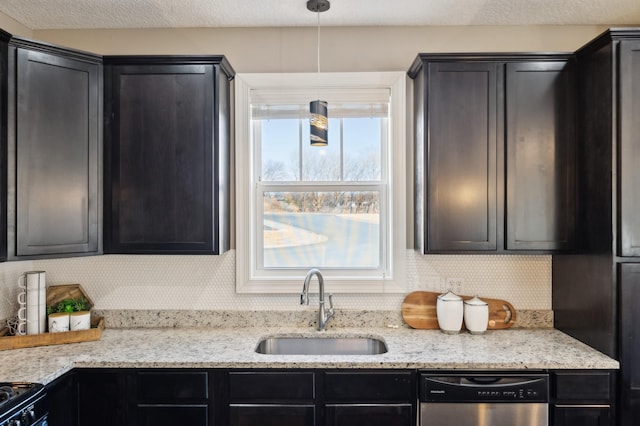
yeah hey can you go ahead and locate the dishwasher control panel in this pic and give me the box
[420,373,549,403]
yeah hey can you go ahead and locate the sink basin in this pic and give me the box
[255,336,388,355]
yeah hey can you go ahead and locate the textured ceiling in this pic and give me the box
[0,0,638,30]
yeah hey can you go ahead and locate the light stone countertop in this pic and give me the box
[0,327,618,385]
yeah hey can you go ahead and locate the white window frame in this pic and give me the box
[235,72,406,293]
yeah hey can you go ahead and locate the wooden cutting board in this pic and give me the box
[401,291,516,330]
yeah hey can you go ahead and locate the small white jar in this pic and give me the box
[48,312,70,333]
[436,291,463,334]
[70,311,91,331]
[464,296,489,334]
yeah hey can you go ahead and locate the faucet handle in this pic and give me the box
[300,292,307,305]
[327,293,334,314]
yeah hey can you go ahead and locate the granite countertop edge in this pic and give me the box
[0,327,619,385]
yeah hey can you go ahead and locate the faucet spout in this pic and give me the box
[300,268,334,331]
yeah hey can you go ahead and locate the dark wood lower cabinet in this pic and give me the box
[45,372,76,426]
[619,263,640,426]
[323,371,415,426]
[227,371,316,426]
[76,370,128,426]
[61,368,618,426]
[69,369,416,426]
[130,370,212,426]
[551,370,614,426]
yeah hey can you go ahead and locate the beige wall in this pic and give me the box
[0,13,32,38]
[33,25,610,73]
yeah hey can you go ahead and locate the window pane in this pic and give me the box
[302,118,340,181]
[343,117,382,181]
[261,118,299,181]
[263,191,380,268]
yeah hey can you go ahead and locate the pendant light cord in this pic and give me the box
[316,10,321,101]
[317,10,321,74]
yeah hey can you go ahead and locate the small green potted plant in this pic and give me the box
[47,297,91,332]
[47,297,89,315]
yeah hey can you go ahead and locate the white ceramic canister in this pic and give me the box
[464,295,489,334]
[48,312,70,333]
[436,291,463,334]
[70,311,91,331]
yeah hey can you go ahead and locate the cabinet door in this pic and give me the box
[553,405,611,426]
[618,40,640,257]
[325,404,413,426]
[0,35,8,262]
[105,63,219,254]
[619,263,640,426]
[46,372,76,426]
[15,47,100,256]
[426,62,499,251]
[76,370,128,426]
[505,61,575,251]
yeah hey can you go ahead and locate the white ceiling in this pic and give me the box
[0,0,638,30]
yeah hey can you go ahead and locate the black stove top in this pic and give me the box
[0,383,46,426]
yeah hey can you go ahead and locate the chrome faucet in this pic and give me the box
[300,268,334,331]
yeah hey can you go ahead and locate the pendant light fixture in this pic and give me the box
[307,0,330,147]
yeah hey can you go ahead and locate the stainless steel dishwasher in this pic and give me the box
[420,372,549,426]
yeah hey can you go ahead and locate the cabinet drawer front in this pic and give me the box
[229,372,315,401]
[553,371,611,402]
[324,371,414,402]
[137,371,209,401]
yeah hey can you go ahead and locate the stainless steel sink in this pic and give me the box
[255,336,388,355]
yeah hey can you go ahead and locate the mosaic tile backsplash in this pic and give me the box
[0,250,551,320]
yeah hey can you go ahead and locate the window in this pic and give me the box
[236,73,406,293]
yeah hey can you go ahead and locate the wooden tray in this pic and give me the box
[0,283,103,350]
[401,291,516,330]
[0,317,104,350]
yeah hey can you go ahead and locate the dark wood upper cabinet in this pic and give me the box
[8,38,102,258]
[409,54,576,253]
[103,56,234,254]
[618,40,640,257]
[423,61,499,251]
[505,61,576,251]
[0,30,9,262]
